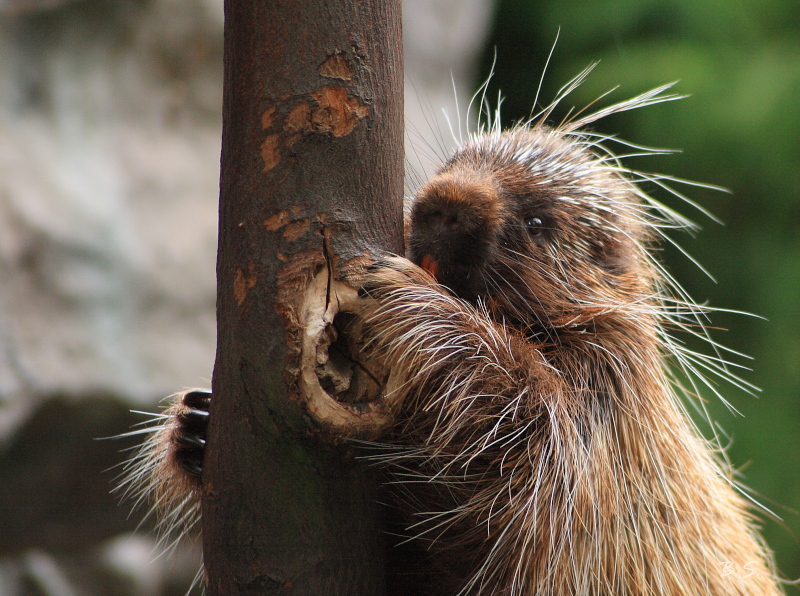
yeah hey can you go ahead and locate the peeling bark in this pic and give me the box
[203,0,403,594]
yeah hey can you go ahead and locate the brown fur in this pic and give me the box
[356,116,782,594]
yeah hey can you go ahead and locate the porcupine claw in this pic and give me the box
[182,388,211,410]
[179,459,204,477]
[359,260,391,297]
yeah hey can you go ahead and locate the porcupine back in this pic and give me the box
[356,82,783,595]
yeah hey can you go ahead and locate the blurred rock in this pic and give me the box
[0,0,495,593]
[0,398,142,554]
[0,0,222,426]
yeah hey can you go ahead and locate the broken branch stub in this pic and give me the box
[277,251,399,439]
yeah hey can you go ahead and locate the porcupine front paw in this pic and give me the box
[117,388,211,535]
[171,389,211,477]
[357,255,437,299]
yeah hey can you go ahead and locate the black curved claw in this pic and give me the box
[179,458,204,477]
[181,407,210,422]
[175,432,206,449]
[183,389,211,409]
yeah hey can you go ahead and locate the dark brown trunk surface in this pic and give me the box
[202,1,403,594]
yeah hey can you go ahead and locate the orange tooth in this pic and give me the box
[420,254,439,280]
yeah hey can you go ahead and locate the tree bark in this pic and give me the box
[202,1,403,594]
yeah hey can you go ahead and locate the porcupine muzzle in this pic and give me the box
[407,174,501,303]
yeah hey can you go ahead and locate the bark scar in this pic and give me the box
[319,51,354,81]
[234,263,258,306]
[259,83,369,171]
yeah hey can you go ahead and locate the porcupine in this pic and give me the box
[119,75,784,595]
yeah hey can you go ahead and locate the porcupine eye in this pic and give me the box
[524,215,544,237]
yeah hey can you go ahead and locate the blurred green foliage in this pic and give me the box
[480,0,800,589]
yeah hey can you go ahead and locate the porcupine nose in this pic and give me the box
[410,201,492,299]
[417,201,483,265]
[429,206,461,229]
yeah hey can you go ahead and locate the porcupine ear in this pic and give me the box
[115,389,210,549]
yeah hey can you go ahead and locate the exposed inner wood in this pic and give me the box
[297,266,397,438]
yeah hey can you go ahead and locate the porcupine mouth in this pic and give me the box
[415,251,489,304]
[419,254,439,279]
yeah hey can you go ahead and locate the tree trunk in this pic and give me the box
[202,1,403,594]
